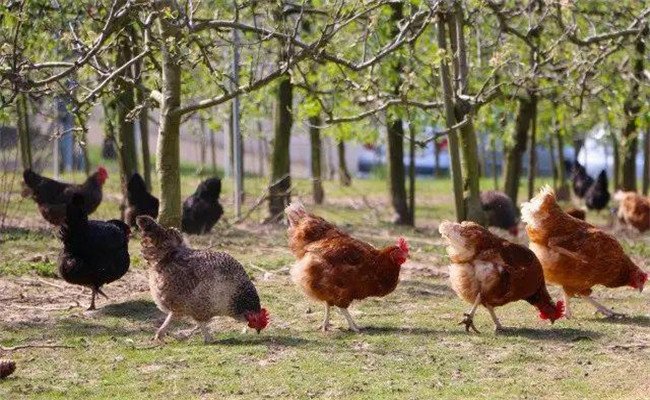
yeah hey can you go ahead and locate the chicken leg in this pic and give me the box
[155,312,174,342]
[197,321,215,344]
[88,289,97,311]
[339,308,361,332]
[562,290,573,319]
[460,294,481,333]
[320,305,331,331]
[486,306,503,332]
[585,297,625,318]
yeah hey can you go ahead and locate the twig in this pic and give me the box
[0,344,75,352]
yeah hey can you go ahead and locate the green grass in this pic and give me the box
[1,159,650,399]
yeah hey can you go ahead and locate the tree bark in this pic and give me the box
[386,2,411,226]
[209,126,218,175]
[309,115,324,204]
[554,107,570,201]
[268,75,293,220]
[527,95,538,200]
[16,93,32,170]
[611,130,621,191]
[436,12,464,222]
[337,141,352,186]
[115,36,139,195]
[642,128,650,196]
[503,97,533,205]
[621,36,644,192]
[156,20,182,228]
[137,89,152,190]
[408,121,416,226]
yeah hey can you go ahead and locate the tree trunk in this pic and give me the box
[209,127,217,175]
[490,137,498,190]
[386,2,411,225]
[527,95,538,200]
[549,129,558,191]
[503,97,533,205]
[156,21,182,228]
[642,128,650,196]
[611,131,621,191]
[408,121,416,225]
[337,141,352,186]
[137,92,152,190]
[309,115,324,204]
[436,12,464,222]
[554,108,570,201]
[434,140,441,178]
[448,4,484,224]
[621,36,645,191]
[115,37,139,195]
[267,75,293,221]
[16,93,32,170]
[198,119,207,176]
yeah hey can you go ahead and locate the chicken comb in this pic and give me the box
[397,237,409,254]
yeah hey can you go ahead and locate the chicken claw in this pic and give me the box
[459,313,480,333]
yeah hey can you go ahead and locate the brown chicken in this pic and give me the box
[565,207,586,221]
[522,186,648,318]
[615,191,650,233]
[439,221,564,333]
[285,202,409,332]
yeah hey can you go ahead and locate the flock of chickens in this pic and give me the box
[15,161,650,342]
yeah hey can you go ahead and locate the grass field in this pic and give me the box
[1,158,650,399]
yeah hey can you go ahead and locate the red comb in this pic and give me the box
[397,237,409,253]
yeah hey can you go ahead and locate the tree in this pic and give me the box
[16,94,31,170]
[309,115,324,204]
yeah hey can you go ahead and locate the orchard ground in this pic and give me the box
[1,154,650,399]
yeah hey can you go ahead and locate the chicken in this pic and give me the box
[565,207,586,221]
[480,191,519,236]
[124,173,159,227]
[522,186,647,318]
[23,167,107,225]
[439,221,563,333]
[585,170,610,213]
[615,191,650,233]
[136,216,268,343]
[181,177,224,234]
[571,161,594,199]
[58,194,130,310]
[285,202,409,332]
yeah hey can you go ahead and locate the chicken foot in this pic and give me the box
[486,306,504,332]
[562,290,573,319]
[339,308,361,332]
[320,305,331,331]
[197,321,215,344]
[460,294,481,333]
[155,312,175,342]
[87,287,109,311]
[585,297,626,318]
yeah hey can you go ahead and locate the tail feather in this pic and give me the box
[23,169,41,189]
[285,202,307,226]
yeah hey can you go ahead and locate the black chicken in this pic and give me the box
[58,194,131,310]
[571,161,594,199]
[23,167,107,225]
[124,173,159,227]
[585,170,610,213]
[480,191,519,236]
[181,177,224,234]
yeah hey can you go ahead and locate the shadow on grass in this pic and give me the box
[400,280,455,297]
[98,299,164,321]
[588,315,650,328]
[349,325,463,337]
[1,226,52,238]
[497,326,602,342]
[212,335,312,347]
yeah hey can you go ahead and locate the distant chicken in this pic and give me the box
[615,191,650,232]
[285,202,409,332]
[58,194,130,310]
[181,177,224,234]
[136,216,268,343]
[522,186,647,318]
[439,221,564,332]
[124,173,159,227]
[571,161,594,200]
[480,191,519,236]
[565,207,586,221]
[23,167,107,225]
[585,170,610,213]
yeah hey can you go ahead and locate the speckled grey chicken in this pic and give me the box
[136,216,268,343]
[480,191,519,236]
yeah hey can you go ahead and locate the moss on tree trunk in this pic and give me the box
[268,75,293,220]
[503,97,533,205]
[309,115,324,204]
